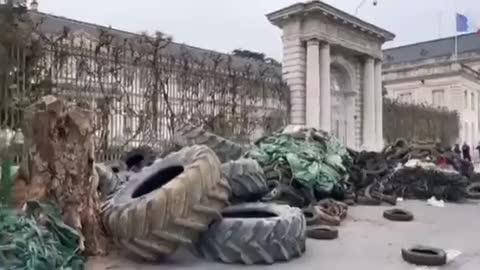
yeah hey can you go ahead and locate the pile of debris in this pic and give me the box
[4,101,480,268]
[245,126,352,203]
[99,144,306,264]
[94,124,356,264]
[348,139,476,204]
[95,124,480,265]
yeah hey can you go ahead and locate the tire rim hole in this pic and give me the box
[411,249,438,256]
[303,211,314,218]
[126,154,144,169]
[223,210,278,218]
[132,165,184,198]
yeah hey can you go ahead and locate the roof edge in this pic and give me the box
[29,11,283,72]
[266,1,395,41]
[384,32,478,52]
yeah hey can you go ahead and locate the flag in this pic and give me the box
[456,13,469,32]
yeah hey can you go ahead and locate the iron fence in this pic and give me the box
[0,23,289,163]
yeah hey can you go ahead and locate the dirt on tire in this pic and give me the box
[102,145,231,261]
[197,202,306,265]
[221,159,268,202]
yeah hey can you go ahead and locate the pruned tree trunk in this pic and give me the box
[13,95,107,255]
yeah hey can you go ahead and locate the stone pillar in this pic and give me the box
[305,39,321,128]
[320,42,331,132]
[362,57,375,150]
[282,38,306,125]
[374,59,383,150]
[346,95,356,148]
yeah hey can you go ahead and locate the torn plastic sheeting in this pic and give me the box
[0,201,84,270]
[245,126,352,193]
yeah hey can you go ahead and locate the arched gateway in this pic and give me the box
[267,1,395,150]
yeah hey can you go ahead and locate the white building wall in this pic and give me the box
[384,74,480,150]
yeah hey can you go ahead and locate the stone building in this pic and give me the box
[267,1,395,151]
[383,33,480,149]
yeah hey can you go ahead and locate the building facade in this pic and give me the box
[383,33,480,149]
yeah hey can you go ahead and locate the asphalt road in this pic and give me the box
[87,200,480,270]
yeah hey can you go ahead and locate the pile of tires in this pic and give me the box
[102,145,231,260]
[197,203,306,264]
[100,143,307,265]
[172,123,249,163]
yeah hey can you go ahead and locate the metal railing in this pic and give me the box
[0,30,289,163]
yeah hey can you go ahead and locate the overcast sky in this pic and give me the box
[36,0,477,60]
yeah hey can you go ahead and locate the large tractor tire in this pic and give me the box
[221,159,268,202]
[197,203,306,265]
[173,123,248,163]
[102,145,231,261]
[95,161,130,198]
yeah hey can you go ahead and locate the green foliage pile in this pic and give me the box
[245,127,352,193]
[383,98,460,146]
[0,201,84,270]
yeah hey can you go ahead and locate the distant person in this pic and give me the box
[476,143,480,159]
[462,142,471,162]
[454,144,461,156]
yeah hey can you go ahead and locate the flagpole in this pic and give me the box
[455,32,458,61]
[454,0,458,61]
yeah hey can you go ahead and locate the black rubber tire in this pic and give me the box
[466,182,480,199]
[197,203,306,265]
[470,173,480,183]
[306,226,338,240]
[95,162,130,198]
[302,206,321,226]
[401,245,447,266]
[122,146,157,172]
[221,159,268,202]
[102,145,231,261]
[104,160,127,173]
[262,181,306,207]
[370,190,398,206]
[355,195,381,206]
[383,209,414,222]
[173,123,247,163]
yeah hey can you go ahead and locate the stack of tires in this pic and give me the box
[100,131,307,265]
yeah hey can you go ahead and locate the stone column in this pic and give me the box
[282,38,306,125]
[345,95,356,148]
[320,42,331,132]
[362,57,375,150]
[305,39,321,128]
[374,59,383,150]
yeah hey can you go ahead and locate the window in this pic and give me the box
[432,89,444,107]
[471,92,475,110]
[398,92,412,103]
[464,90,468,109]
